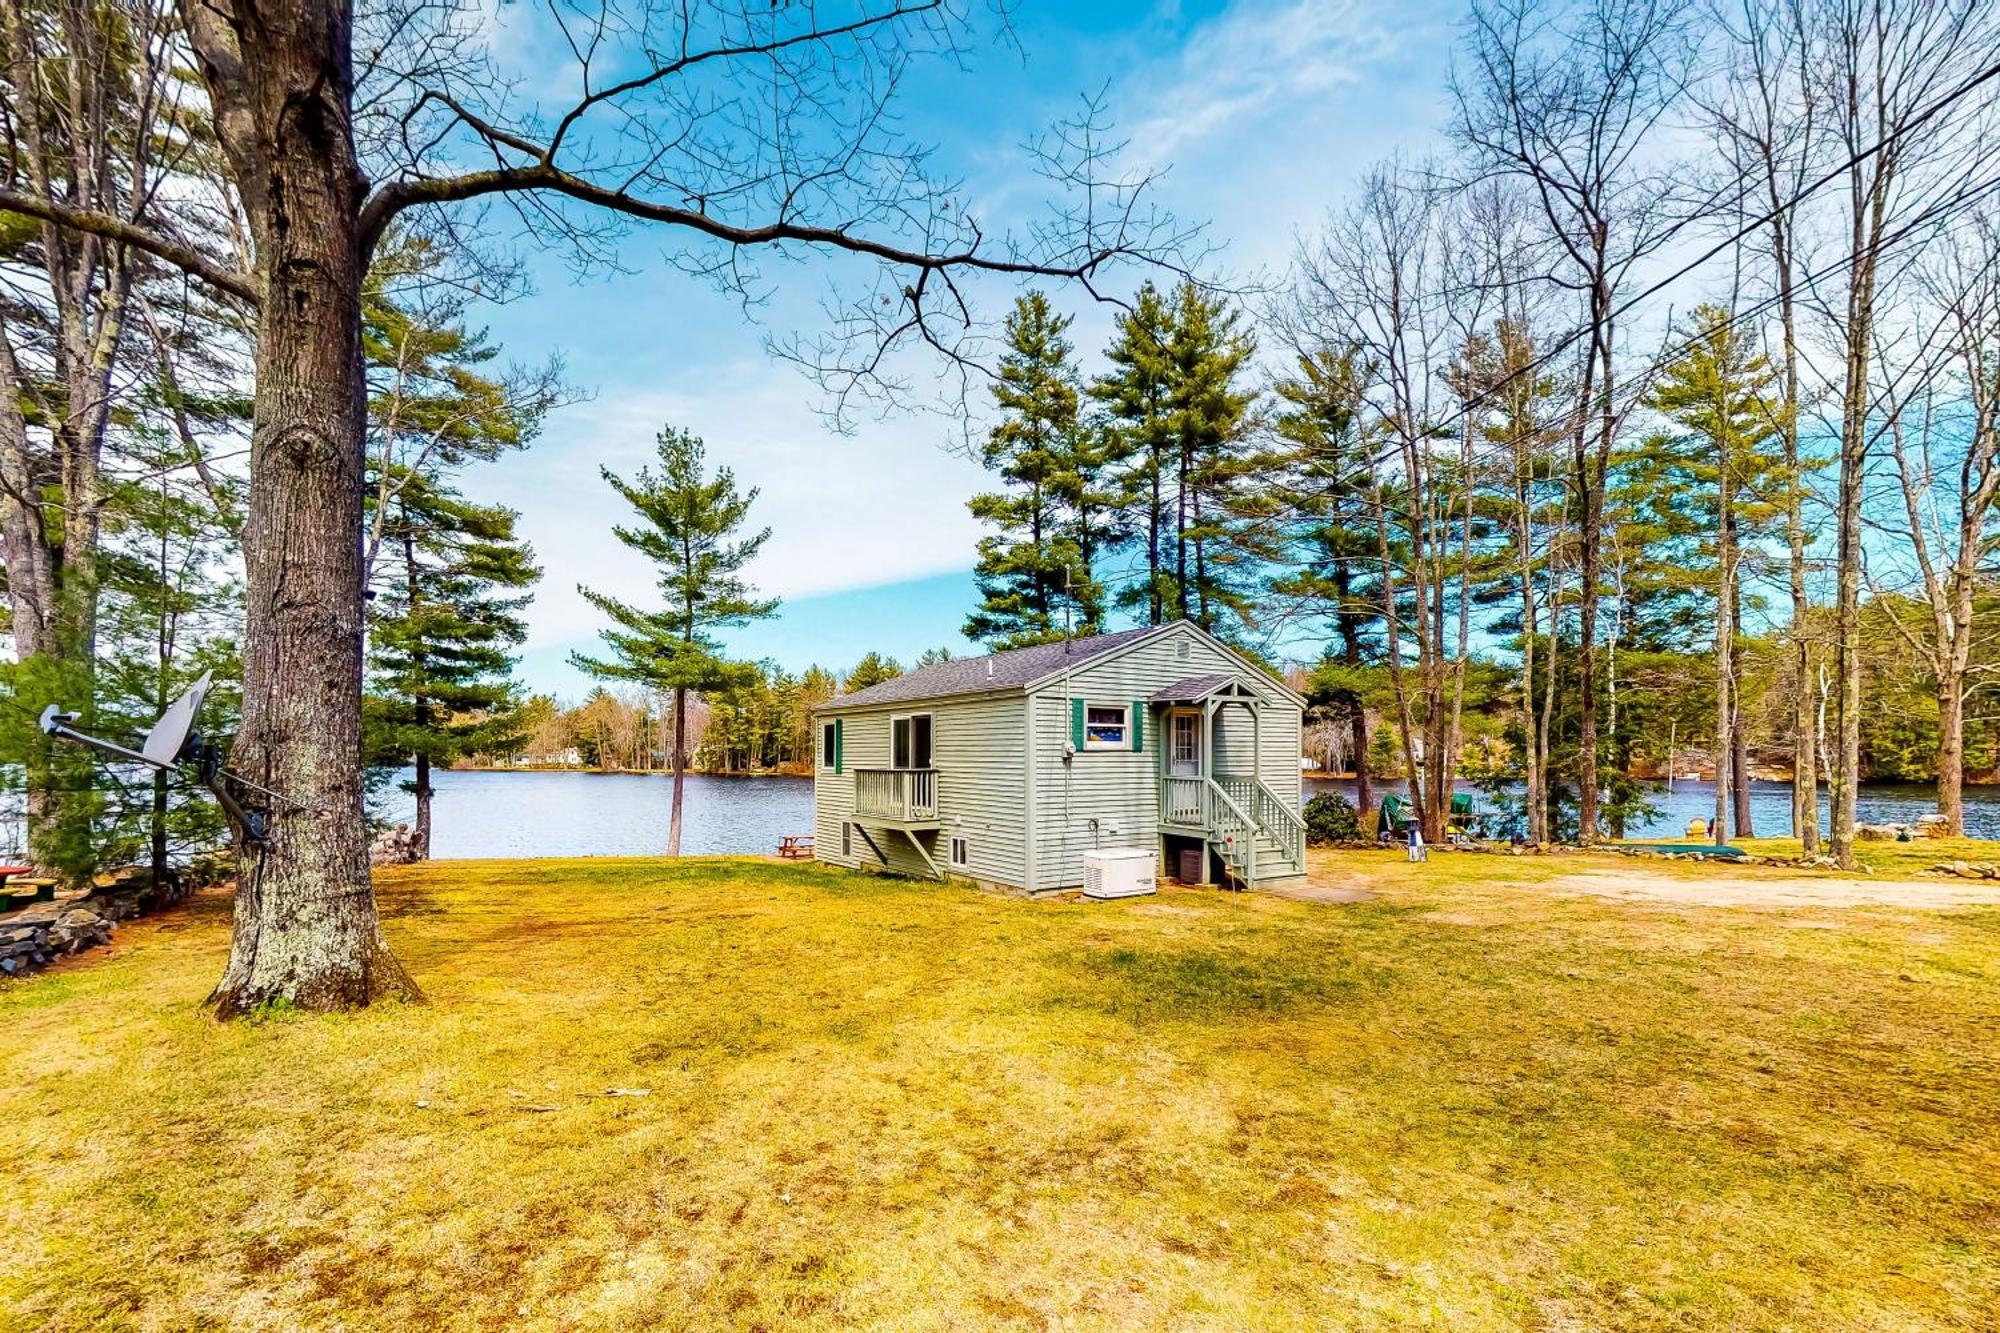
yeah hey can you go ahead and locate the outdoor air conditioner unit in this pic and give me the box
[1083,848,1157,900]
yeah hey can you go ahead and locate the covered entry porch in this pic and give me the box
[1151,675,1305,887]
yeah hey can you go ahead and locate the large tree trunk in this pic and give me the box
[1937,676,1965,836]
[1775,228,1819,852]
[199,0,415,1016]
[413,752,433,860]
[1572,309,1609,843]
[668,685,688,856]
[1713,535,1732,849]
[1829,266,1872,870]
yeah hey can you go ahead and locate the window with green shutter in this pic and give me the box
[1082,703,1132,750]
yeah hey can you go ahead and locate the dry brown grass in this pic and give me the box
[1,853,1994,1330]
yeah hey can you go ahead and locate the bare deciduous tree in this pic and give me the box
[1452,0,1694,841]
[1,0,1188,1013]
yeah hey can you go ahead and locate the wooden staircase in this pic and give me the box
[1162,773,1306,888]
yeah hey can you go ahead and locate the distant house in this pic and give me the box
[515,747,582,769]
[810,620,1307,893]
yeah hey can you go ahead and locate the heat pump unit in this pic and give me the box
[1083,848,1157,899]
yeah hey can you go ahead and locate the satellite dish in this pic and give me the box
[142,671,211,767]
[38,669,305,847]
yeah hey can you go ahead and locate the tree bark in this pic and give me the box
[669,685,688,856]
[1937,679,1965,836]
[1713,510,1733,848]
[1774,222,1820,851]
[195,0,416,1016]
[413,752,433,860]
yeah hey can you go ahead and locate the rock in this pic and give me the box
[1855,824,1902,841]
[1914,813,1951,838]
[370,823,422,865]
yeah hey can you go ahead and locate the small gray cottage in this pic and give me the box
[810,620,1307,893]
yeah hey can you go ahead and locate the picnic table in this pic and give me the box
[0,865,54,911]
[777,835,814,861]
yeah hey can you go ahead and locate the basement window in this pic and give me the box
[842,821,853,858]
[950,836,970,868]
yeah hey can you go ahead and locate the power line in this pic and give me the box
[1267,72,2000,532]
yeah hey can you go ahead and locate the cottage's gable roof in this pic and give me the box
[815,624,1166,710]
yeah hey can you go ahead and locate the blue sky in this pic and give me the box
[470,0,1461,696]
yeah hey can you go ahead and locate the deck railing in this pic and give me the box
[1160,771,1306,879]
[854,767,938,822]
[1162,775,1207,826]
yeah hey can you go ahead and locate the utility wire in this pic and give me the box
[1264,54,2000,523]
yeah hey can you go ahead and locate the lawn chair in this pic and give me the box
[1377,794,1415,843]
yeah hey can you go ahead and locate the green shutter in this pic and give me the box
[1131,702,1144,753]
[1071,697,1085,749]
[833,718,843,774]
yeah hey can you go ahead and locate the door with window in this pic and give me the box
[891,714,932,770]
[1165,708,1205,825]
[1169,710,1203,777]
[890,713,936,818]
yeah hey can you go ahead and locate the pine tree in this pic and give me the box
[965,293,1105,647]
[1644,305,1783,842]
[572,427,777,854]
[1266,344,1382,812]
[359,252,554,858]
[1092,283,1178,623]
[364,473,540,856]
[1093,282,1259,635]
[843,652,903,691]
[1164,282,1260,636]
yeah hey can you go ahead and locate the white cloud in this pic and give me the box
[1123,1,1403,168]
[479,364,989,654]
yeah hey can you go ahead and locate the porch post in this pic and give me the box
[1251,698,1262,784]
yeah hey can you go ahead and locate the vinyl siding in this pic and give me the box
[815,622,1303,894]
[1024,625,1303,891]
[813,693,1028,886]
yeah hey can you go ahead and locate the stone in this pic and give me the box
[370,823,422,865]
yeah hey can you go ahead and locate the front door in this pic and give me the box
[1169,710,1203,778]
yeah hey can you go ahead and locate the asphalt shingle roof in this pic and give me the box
[1149,673,1236,703]
[815,624,1166,710]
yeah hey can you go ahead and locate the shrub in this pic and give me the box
[1303,792,1360,845]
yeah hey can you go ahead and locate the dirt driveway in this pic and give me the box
[1546,865,2000,909]
[1287,847,2000,910]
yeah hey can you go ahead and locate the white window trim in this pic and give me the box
[1169,708,1203,774]
[890,711,935,769]
[949,835,970,868]
[841,821,852,857]
[1083,702,1131,751]
[821,721,837,769]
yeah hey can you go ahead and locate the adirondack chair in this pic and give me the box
[1377,794,1415,842]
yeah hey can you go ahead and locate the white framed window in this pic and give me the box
[949,836,970,868]
[821,722,838,768]
[841,821,852,857]
[891,713,934,769]
[1084,703,1130,750]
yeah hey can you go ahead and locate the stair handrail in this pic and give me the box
[1249,778,1306,870]
[1204,776,1260,884]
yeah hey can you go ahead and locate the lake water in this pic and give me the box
[380,769,2000,858]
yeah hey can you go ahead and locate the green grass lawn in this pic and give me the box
[1,855,1995,1330]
